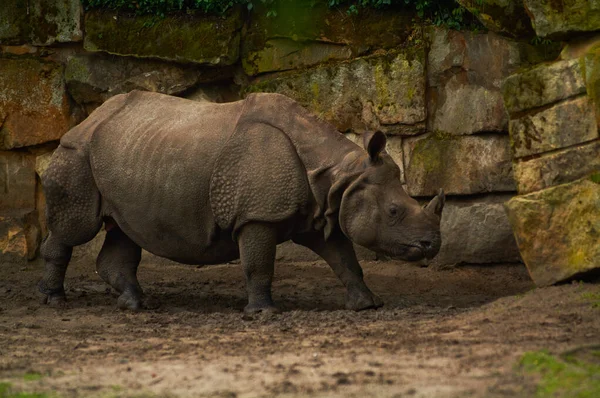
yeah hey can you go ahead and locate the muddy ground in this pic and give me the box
[1,253,599,397]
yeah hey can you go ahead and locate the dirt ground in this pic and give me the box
[1,252,599,398]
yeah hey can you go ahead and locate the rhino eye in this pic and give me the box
[389,206,399,217]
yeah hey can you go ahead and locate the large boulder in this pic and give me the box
[242,0,415,76]
[0,0,82,45]
[246,48,426,135]
[523,0,600,39]
[0,151,36,211]
[509,96,598,158]
[402,133,515,196]
[456,0,535,39]
[0,209,40,262]
[514,140,600,194]
[502,58,587,114]
[433,195,521,266]
[0,58,77,150]
[84,9,242,65]
[427,27,553,136]
[505,176,600,286]
[64,54,221,112]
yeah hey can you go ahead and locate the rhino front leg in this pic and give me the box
[238,222,279,314]
[294,233,383,311]
[96,226,145,311]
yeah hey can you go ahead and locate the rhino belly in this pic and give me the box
[88,96,242,264]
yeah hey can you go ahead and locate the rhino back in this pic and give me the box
[89,91,245,263]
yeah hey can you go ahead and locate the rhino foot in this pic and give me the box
[345,289,383,311]
[40,292,69,308]
[244,303,281,315]
[117,290,159,311]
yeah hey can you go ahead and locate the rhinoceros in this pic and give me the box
[38,91,444,313]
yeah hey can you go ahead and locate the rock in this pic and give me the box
[35,151,55,179]
[505,176,600,286]
[65,53,218,111]
[427,28,549,135]
[0,151,36,211]
[523,0,600,39]
[0,58,76,149]
[243,38,352,76]
[456,0,535,38]
[345,133,405,182]
[502,58,587,115]
[0,209,40,262]
[433,194,521,266]
[246,48,426,135]
[559,33,600,60]
[583,44,600,128]
[509,96,599,158]
[185,84,241,104]
[0,0,82,46]
[514,139,600,194]
[243,0,416,75]
[403,133,515,196]
[84,9,242,65]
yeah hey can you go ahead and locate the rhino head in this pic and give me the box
[329,131,444,262]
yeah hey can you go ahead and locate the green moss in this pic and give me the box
[22,373,43,382]
[581,292,600,308]
[519,350,600,397]
[590,172,600,184]
[0,382,53,398]
[83,9,242,65]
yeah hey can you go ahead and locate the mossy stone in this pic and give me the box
[84,8,242,65]
[505,177,600,286]
[524,0,600,39]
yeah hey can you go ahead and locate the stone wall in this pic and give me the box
[0,0,567,266]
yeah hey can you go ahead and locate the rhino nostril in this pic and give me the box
[419,240,432,250]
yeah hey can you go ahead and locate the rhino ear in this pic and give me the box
[363,131,387,162]
[424,188,445,217]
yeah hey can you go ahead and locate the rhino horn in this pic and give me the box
[424,188,445,217]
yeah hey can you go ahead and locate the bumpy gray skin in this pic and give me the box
[39,91,444,313]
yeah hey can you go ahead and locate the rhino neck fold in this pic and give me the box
[241,93,365,233]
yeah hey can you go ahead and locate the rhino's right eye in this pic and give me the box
[389,206,399,217]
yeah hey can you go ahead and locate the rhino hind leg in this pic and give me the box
[96,226,147,311]
[38,145,103,306]
[238,222,280,314]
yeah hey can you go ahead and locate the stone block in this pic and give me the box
[0,58,76,149]
[403,133,515,196]
[433,195,521,266]
[65,53,214,110]
[246,48,426,135]
[505,176,600,286]
[456,0,535,38]
[84,9,242,65]
[0,0,82,45]
[514,139,600,194]
[242,0,415,75]
[427,27,552,135]
[502,59,586,115]
[523,0,600,39]
[0,151,36,211]
[510,96,599,158]
[0,209,40,262]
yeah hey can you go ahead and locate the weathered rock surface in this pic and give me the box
[243,0,415,75]
[84,9,242,65]
[514,140,600,194]
[0,209,40,262]
[510,96,599,158]
[0,152,36,211]
[433,195,520,266]
[505,176,600,286]
[456,0,535,38]
[246,48,426,135]
[345,133,405,182]
[523,0,600,39]
[243,39,352,76]
[427,28,548,135]
[403,133,515,196]
[0,58,76,149]
[584,44,600,127]
[0,0,82,45]
[65,54,215,110]
[502,59,586,114]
